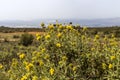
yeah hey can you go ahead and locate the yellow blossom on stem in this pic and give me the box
[95,35,99,39]
[56,43,61,48]
[49,68,55,75]
[21,75,27,80]
[36,33,40,37]
[25,63,34,71]
[41,48,46,53]
[19,53,25,59]
[110,56,115,60]
[45,34,50,39]
[72,66,77,71]
[59,25,63,29]
[0,64,3,69]
[62,56,67,61]
[48,25,54,29]
[109,64,113,69]
[32,76,38,80]
[66,25,73,30]
[36,36,41,40]
[39,60,44,66]
[57,33,62,38]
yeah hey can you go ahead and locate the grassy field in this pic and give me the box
[0,32,44,42]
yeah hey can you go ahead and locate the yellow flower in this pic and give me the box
[110,56,115,60]
[19,53,25,59]
[49,68,55,75]
[48,25,54,29]
[109,64,113,69]
[8,70,11,73]
[21,75,27,80]
[32,76,38,80]
[72,66,77,71]
[45,34,50,39]
[23,61,28,65]
[57,33,62,38]
[66,25,73,30]
[36,33,41,40]
[59,25,63,29]
[95,35,99,39]
[111,34,115,38]
[56,43,61,48]
[39,60,44,66]
[25,63,34,71]
[58,61,63,65]
[41,48,46,52]
[36,36,41,40]
[102,63,107,69]
[0,64,3,69]
[62,56,67,61]
[91,48,95,51]
[36,33,40,37]
[82,35,85,40]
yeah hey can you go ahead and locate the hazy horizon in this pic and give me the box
[0,0,120,21]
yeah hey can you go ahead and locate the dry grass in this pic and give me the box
[0,32,44,42]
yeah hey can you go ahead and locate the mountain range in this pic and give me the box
[0,18,120,28]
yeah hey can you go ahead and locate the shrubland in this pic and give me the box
[0,23,120,80]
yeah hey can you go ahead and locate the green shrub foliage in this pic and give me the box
[20,33,34,46]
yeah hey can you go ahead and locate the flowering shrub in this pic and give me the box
[6,23,120,80]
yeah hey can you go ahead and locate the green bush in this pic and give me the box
[20,33,34,46]
[13,35,20,38]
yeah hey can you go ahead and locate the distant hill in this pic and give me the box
[0,18,120,28]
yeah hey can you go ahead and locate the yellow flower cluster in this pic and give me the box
[6,23,120,80]
[36,33,41,40]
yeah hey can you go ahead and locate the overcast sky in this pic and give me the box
[0,0,120,21]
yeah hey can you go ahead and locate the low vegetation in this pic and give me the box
[0,24,120,79]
